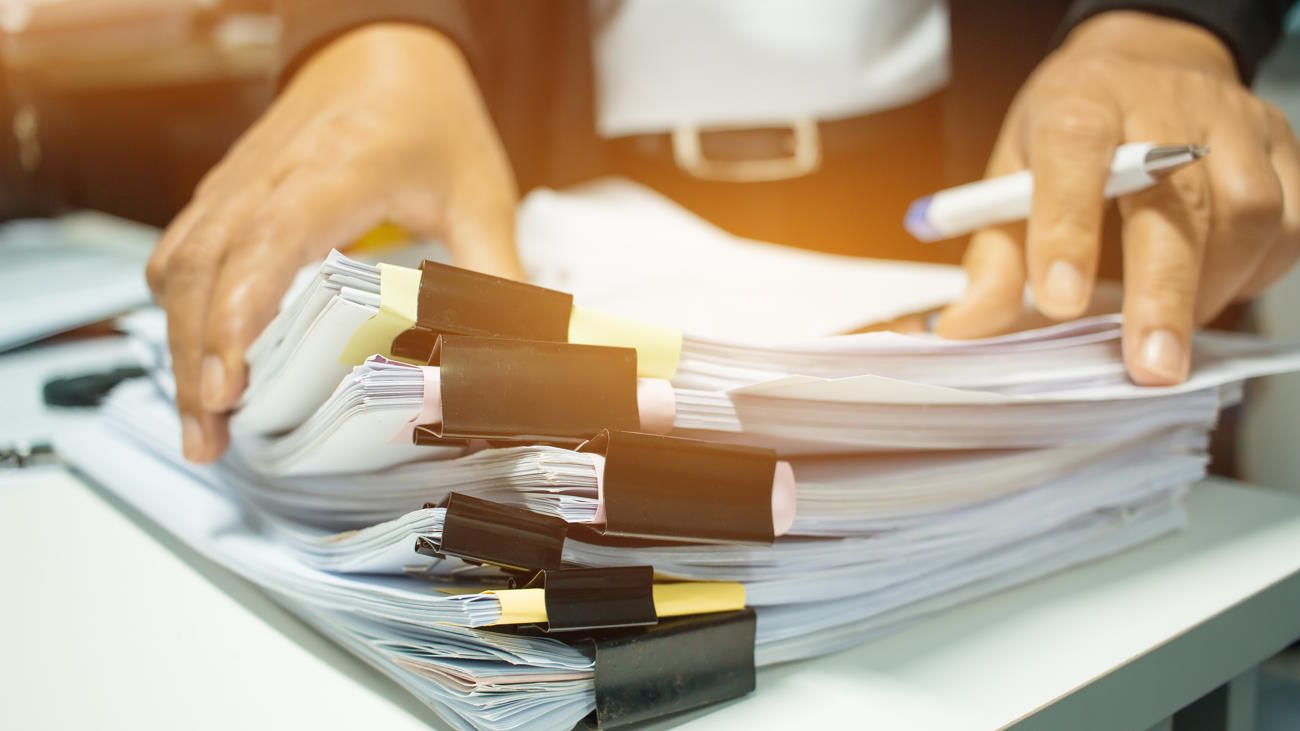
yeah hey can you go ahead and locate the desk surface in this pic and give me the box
[3,467,1300,731]
[0,335,141,449]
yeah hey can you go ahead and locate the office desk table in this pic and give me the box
[3,467,1299,730]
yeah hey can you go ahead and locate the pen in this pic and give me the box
[904,142,1209,242]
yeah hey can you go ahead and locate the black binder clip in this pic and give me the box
[43,365,147,407]
[578,430,779,545]
[418,335,640,443]
[575,608,758,728]
[414,492,568,572]
[512,565,658,633]
[390,260,574,361]
[409,426,471,448]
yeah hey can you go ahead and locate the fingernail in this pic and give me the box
[1044,260,1084,311]
[200,355,226,410]
[181,415,204,460]
[1140,329,1186,381]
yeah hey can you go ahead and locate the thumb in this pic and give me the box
[442,203,524,281]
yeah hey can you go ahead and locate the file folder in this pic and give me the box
[420,336,641,443]
[416,452,785,579]
[580,430,784,544]
[416,492,568,573]
[503,566,658,632]
[415,433,792,548]
[391,260,575,361]
[387,260,685,379]
[577,608,757,728]
[484,573,747,631]
[59,405,1195,730]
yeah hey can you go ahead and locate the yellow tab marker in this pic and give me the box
[347,222,411,255]
[650,582,745,618]
[491,588,548,626]
[338,263,422,364]
[484,582,745,627]
[568,305,683,379]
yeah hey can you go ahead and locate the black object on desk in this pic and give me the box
[43,365,146,407]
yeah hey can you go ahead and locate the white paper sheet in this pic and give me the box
[516,180,967,339]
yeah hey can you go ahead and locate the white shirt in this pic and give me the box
[591,0,951,138]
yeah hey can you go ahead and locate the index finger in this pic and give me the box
[162,230,230,462]
[1118,119,1211,386]
[1023,99,1121,320]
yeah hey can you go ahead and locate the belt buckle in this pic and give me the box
[671,118,821,182]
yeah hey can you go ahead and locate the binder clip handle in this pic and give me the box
[414,492,568,572]
[577,608,758,728]
[517,565,658,633]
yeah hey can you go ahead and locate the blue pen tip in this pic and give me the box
[904,196,940,242]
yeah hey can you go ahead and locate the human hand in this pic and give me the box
[146,23,521,463]
[936,11,1300,385]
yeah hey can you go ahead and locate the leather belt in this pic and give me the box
[612,114,895,183]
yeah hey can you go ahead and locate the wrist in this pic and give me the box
[294,22,472,97]
[1061,10,1237,80]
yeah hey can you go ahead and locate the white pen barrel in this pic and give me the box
[1102,142,1159,197]
[906,142,1159,242]
[921,171,1034,240]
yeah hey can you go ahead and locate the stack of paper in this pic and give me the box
[225,313,1286,465]
[231,259,1097,437]
[226,247,1295,459]
[58,181,1300,730]
[103,377,1207,536]
[57,407,1186,729]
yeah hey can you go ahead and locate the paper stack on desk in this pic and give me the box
[55,182,1300,730]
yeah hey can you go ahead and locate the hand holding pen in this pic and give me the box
[931,12,1300,386]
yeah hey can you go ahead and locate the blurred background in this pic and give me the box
[0,0,275,225]
[0,0,1297,492]
[1240,11,1300,496]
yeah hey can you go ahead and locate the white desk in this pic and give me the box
[0,467,444,731]
[0,335,142,450]
[680,479,1300,730]
[3,467,1300,731]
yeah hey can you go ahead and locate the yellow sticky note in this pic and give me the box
[568,305,683,379]
[347,223,411,255]
[337,263,422,364]
[485,588,548,625]
[651,582,746,618]
[484,582,745,627]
